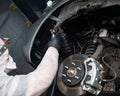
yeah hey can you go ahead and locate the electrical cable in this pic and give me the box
[102,56,117,82]
[77,41,82,50]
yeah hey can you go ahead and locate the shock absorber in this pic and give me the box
[59,31,74,58]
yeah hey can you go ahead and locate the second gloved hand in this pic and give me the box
[48,32,61,51]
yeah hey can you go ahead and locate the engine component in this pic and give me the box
[57,54,103,96]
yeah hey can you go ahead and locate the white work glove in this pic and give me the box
[0,38,16,73]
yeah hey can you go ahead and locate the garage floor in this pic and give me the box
[0,0,34,75]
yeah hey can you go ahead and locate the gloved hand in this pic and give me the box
[48,32,61,51]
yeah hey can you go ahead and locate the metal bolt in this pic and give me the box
[47,0,53,7]
[72,62,76,66]
[77,67,81,71]
[67,79,72,83]
[64,66,68,69]
[67,67,77,77]
[75,76,79,80]
[62,74,66,77]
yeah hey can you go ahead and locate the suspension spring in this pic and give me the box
[85,41,97,57]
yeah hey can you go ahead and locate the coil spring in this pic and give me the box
[85,42,97,57]
[60,32,73,58]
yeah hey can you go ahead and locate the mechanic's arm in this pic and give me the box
[0,34,61,96]
[0,47,59,96]
[26,47,59,96]
[26,34,61,96]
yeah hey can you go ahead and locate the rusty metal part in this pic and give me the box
[56,0,103,27]
[102,47,120,78]
[57,54,86,96]
[57,54,103,96]
[91,29,106,59]
[103,82,116,92]
[91,44,104,59]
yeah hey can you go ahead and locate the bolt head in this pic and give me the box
[47,0,53,7]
